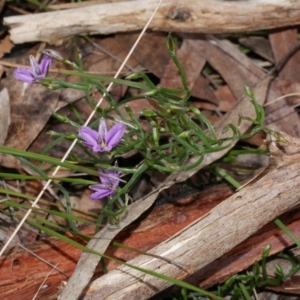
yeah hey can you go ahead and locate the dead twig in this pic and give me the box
[4,0,300,44]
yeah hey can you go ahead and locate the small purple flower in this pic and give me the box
[14,54,52,84]
[90,168,121,200]
[78,118,126,152]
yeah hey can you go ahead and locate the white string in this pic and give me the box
[264,92,300,107]
[0,0,163,256]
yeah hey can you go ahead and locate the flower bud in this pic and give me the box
[47,130,60,136]
[125,72,143,80]
[152,127,160,145]
[172,144,181,156]
[52,112,68,122]
[179,113,190,127]
[147,98,170,117]
[189,106,202,117]
[167,33,175,54]
[65,133,77,140]
[262,244,271,258]
[139,109,157,117]
[245,85,254,98]
[178,131,190,138]
[163,120,173,133]
[144,89,158,97]
[165,103,186,113]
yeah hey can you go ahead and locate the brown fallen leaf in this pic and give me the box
[269,28,300,82]
[239,36,274,63]
[191,35,265,100]
[264,28,300,138]
[85,36,140,75]
[265,79,300,138]
[214,85,236,112]
[0,42,90,168]
[0,78,60,169]
[116,32,170,78]
[0,35,14,59]
[160,38,206,90]
[191,75,219,106]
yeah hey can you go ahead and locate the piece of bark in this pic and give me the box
[4,0,300,44]
[197,206,300,288]
[83,131,300,299]
[0,182,234,300]
[60,72,272,300]
[3,181,300,300]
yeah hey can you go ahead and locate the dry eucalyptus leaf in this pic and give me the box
[0,35,14,59]
[0,79,60,169]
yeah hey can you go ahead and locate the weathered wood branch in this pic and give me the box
[4,0,300,44]
[83,132,300,299]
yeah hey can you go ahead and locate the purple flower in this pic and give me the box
[90,168,121,200]
[14,54,52,84]
[78,118,126,152]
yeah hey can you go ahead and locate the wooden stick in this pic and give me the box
[4,0,300,44]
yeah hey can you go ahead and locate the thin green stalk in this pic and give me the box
[214,166,241,189]
[274,218,300,247]
[238,282,252,300]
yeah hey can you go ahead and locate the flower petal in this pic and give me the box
[90,188,114,200]
[29,55,41,76]
[78,126,99,149]
[99,170,120,187]
[39,55,52,76]
[89,183,115,200]
[14,69,35,84]
[105,123,126,150]
[98,118,107,145]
